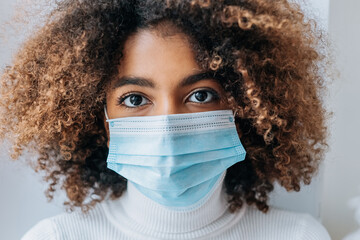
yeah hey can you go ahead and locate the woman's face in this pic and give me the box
[105,29,229,144]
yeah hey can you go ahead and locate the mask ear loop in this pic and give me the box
[104,105,109,120]
[232,108,238,119]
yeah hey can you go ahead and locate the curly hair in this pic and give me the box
[0,0,330,213]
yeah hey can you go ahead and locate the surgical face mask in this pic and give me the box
[104,108,246,208]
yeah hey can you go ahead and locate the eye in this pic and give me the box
[119,94,149,108]
[187,89,219,103]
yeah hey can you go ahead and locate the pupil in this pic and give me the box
[195,91,208,102]
[130,95,142,105]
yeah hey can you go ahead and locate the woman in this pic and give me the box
[0,0,331,239]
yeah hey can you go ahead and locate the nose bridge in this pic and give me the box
[156,92,182,115]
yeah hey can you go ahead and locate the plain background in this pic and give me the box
[0,0,359,239]
[321,0,360,239]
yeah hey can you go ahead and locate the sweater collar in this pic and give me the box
[103,172,244,236]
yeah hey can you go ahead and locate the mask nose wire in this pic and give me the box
[104,105,235,121]
[104,105,109,120]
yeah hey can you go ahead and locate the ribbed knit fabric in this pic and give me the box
[21,174,331,240]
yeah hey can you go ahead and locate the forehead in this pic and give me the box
[123,29,193,58]
[117,29,202,84]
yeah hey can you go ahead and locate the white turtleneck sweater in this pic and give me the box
[21,174,331,240]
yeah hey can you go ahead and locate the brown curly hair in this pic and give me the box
[0,0,330,213]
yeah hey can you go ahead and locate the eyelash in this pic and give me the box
[116,92,150,109]
[188,88,220,104]
[117,88,220,109]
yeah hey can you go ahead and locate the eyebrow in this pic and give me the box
[114,76,155,88]
[113,71,218,89]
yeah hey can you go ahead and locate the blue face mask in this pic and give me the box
[104,108,246,208]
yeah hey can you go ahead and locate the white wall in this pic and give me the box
[321,0,360,239]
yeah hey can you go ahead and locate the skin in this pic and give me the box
[104,29,230,146]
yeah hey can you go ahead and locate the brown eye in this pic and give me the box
[196,91,209,102]
[120,94,149,108]
[188,89,219,103]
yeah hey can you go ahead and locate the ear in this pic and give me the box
[104,115,110,148]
